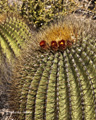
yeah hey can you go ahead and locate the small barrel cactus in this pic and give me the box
[20,0,77,28]
[10,15,96,120]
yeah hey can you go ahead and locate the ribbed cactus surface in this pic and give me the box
[0,16,32,61]
[10,15,96,120]
[0,0,8,13]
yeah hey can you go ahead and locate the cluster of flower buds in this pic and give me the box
[40,39,74,51]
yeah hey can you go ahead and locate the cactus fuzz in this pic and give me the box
[39,20,78,52]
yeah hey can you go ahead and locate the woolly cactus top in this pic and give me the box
[10,15,96,120]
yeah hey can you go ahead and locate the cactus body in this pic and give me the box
[0,0,8,13]
[0,16,32,61]
[10,15,96,120]
[0,15,32,87]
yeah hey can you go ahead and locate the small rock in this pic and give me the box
[0,113,2,118]
[74,9,85,14]
[92,14,96,20]
[6,112,10,116]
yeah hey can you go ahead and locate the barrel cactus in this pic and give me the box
[10,15,96,120]
[20,0,77,28]
[0,15,32,61]
[0,0,8,13]
[0,15,32,88]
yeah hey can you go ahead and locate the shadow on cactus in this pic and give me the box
[10,15,96,120]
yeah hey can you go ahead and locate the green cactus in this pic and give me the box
[0,0,22,15]
[20,0,77,28]
[0,15,32,61]
[0,15,33,86]
[9,15,96,120]
[0,0,8,14]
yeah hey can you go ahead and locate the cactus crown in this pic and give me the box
[39,22,78,52]
[9,15,96,120]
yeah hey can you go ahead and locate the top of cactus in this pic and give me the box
[39,17,78,52]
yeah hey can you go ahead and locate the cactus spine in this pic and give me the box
[10,15,96,120]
